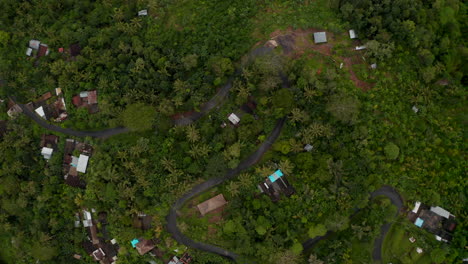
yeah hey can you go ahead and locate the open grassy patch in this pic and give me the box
[383,220,434,264]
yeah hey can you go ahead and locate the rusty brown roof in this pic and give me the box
[196,194,227,216]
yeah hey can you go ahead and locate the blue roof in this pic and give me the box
[131,239,139,248]
[268,170,284,183]
[415,218,424,227]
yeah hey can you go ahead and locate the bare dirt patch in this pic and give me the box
[267,27,374,91]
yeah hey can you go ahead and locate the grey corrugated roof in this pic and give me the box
[313,32,327,43]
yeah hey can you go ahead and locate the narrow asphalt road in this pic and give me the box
[302,185,403,262]
[166,117,286,261]
[10,97,129,139]
[173,45,273,126]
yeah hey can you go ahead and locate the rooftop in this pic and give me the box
[197,194,227,216]
[313,32,327,43]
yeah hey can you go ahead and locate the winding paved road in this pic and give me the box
[173,45,273,126]
[10,45,274,135]
[10,97,129,139]
[302,185,403,261]
[166,117,286,261]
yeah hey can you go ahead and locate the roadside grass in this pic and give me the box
[382,220,432,264]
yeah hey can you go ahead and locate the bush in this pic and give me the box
[384,143,400,160]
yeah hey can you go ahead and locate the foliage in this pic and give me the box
[120,103,156,131]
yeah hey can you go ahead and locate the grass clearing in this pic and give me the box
[383,221,433,264]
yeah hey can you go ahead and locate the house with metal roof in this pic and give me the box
[313,32,327,44]
[228,113,240,126]
[196,194,228,216]
[72,90,99,113]
[349,29,357,39]
[409,201,457,242]
[258,169,295,202]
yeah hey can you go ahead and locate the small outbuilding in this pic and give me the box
[313,32,327,44]
[77,154,89,173]
[355,45,367,50]
[349,29,357,39]
[228,113,240,126]
[197,194,228,216]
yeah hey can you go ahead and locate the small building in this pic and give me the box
[349,29,357,39]
[265,39,279,48]
[258,169,295,202]
[7,102,22,118]
[412,105,419,113]
[138,9,148,16]
[29,39,41,50]
[168,253,193,264]
[91,248,105,261]
[26,48,33,56]
[133,214,153,231]
[313,32,327,44]
[37,43,49,58]
[228,113,240,125]
[197,194,228,216]
[304,144,313,152]
[41,147,54,160]
[355,45,367,50]
[370,63,377,69]
[135,239,156,255]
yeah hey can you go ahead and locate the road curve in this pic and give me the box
[166,117,286,261]
[302,185,403,261]
[173,45,273,126]
[10,97,129,139]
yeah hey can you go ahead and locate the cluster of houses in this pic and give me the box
[75,209,120,264]
[38,135,93,187]
[7,88,99,122]
[26,39,49,58]
[409,202,457,243]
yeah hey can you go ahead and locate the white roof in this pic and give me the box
[83,219,92,227]
[138,9,148,16]
[228,113,240,125]
[55,88,62,96]
[83,210,92,220]
[412,105,419,113]
[412,201,421,213]
[41,147,53,160]
[430,206,452,219]
[371,63,377,69]
[35,106,46,118]
[74,220,81,228]
[26,48,33,56]
[77,154,89,173]
[304,144,313,151]
[313,32,327,43]
[79,91,88,98]
[29,39,41,50]
[355,45,367,50]
[349,29,357,39]
[110,238,117,245]
[167,256,179,264]
[416,247,423,254]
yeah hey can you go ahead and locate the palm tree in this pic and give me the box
[279,159,294,175]
[227,182,240,197]
[186,125,200,143]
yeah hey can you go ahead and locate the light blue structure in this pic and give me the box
[268,170,284,183]
[415,218,424,227]
[131,238,139,248]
